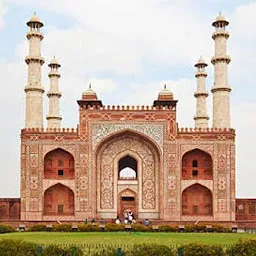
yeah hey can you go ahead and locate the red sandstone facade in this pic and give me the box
[1,14,255,226]
[19,90,237,222]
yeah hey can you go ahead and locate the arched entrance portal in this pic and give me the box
[44,184,74,215]
[182,184,213,216]
[118,189,137,218]
[96,131,161,219]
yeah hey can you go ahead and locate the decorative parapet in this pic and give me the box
[21,127,78,134]
[178,127,235,134]
[79,104,175,111]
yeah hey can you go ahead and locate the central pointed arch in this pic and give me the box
[95,129,162,219]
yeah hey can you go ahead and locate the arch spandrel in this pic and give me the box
[180,145,214,159]
[92,124,164,153]
[42,145,76,158]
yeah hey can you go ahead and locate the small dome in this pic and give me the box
[27,13,44,27]
[157,85,173,101]
[212,13,229,27]
[30,14,41,23]
[82,85,98,101]
[195,56,208,68]
[49,57,61,67]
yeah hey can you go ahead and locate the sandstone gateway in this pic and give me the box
[0,14,255,225]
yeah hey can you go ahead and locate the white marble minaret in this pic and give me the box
[194,57,209,128]
[24,14,45,128]
[46,57,62,128]
[211,13,231,128]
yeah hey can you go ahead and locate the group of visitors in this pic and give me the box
[115,210,136,224]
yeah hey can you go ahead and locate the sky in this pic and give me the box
[0,0,255,198]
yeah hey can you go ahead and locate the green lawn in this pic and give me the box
[1,232,256,246]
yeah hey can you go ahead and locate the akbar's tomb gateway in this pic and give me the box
[0,14,255,225]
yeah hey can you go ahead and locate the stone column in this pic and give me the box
[46,58,62,128]
[194,57,209,128]
[211,14,231,128]
[24,14,45,128]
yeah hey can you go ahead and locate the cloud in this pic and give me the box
[0,1,7,30]
[1,0,256,198]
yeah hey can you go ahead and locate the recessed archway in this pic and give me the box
[44,148,75,179]
[182,149,213,180]
[118,155,137,179]
[96,130,161,219]
[182,184,213,216]
[43,184,74,216]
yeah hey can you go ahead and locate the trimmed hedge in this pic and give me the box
[127,244,175,256]
[27,224,47,232]
[52,224,72,232]
[181,243,225,256]
[226,239,256,256]
[42,244,83,256]
[0,224,16,234]
[27,223,231,233]
[0,239,84,256]
[78,224,101,232]
[0,239,38,256]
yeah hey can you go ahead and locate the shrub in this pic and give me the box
[158,225,178,232]
[78,224,101,232]
[43,244,84,256]
[0,239,38,256]
[226,239,256,256]
[181,243,225,256]
[0,224,16,233]
[105,223,126,232]
[52,224,72,232]
[127,244,175,256]
[28,224,47,232]
[131,224,152,232]
[92,247,119,256]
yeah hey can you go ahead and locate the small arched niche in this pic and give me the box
[44,148,75,179]
[182,184,213,216]
[182,149,213,180]
[44,183,74,216]
[118,155,137,180]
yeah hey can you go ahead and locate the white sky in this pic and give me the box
[0,0,255,198]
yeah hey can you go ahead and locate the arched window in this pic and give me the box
[44,184,74,216]
[182,184,213,216]
[44,148,75,179]
[182,149,213,180]
[118,155,137,179]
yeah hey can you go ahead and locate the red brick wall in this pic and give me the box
[0,199,20,220]
[236,199,256,220]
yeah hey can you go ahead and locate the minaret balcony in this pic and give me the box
[211,86,231,93]
[26,31,44,40]
[195,71,207,78]
[211,55,231,65]
[194,91,208,98]
[47,91,62,97]
[212,30,229,40]
[25,55,45,65]
[24,85,44,93]
[46,115,62,121]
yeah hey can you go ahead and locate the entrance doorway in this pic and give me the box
[118,190,137,219]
